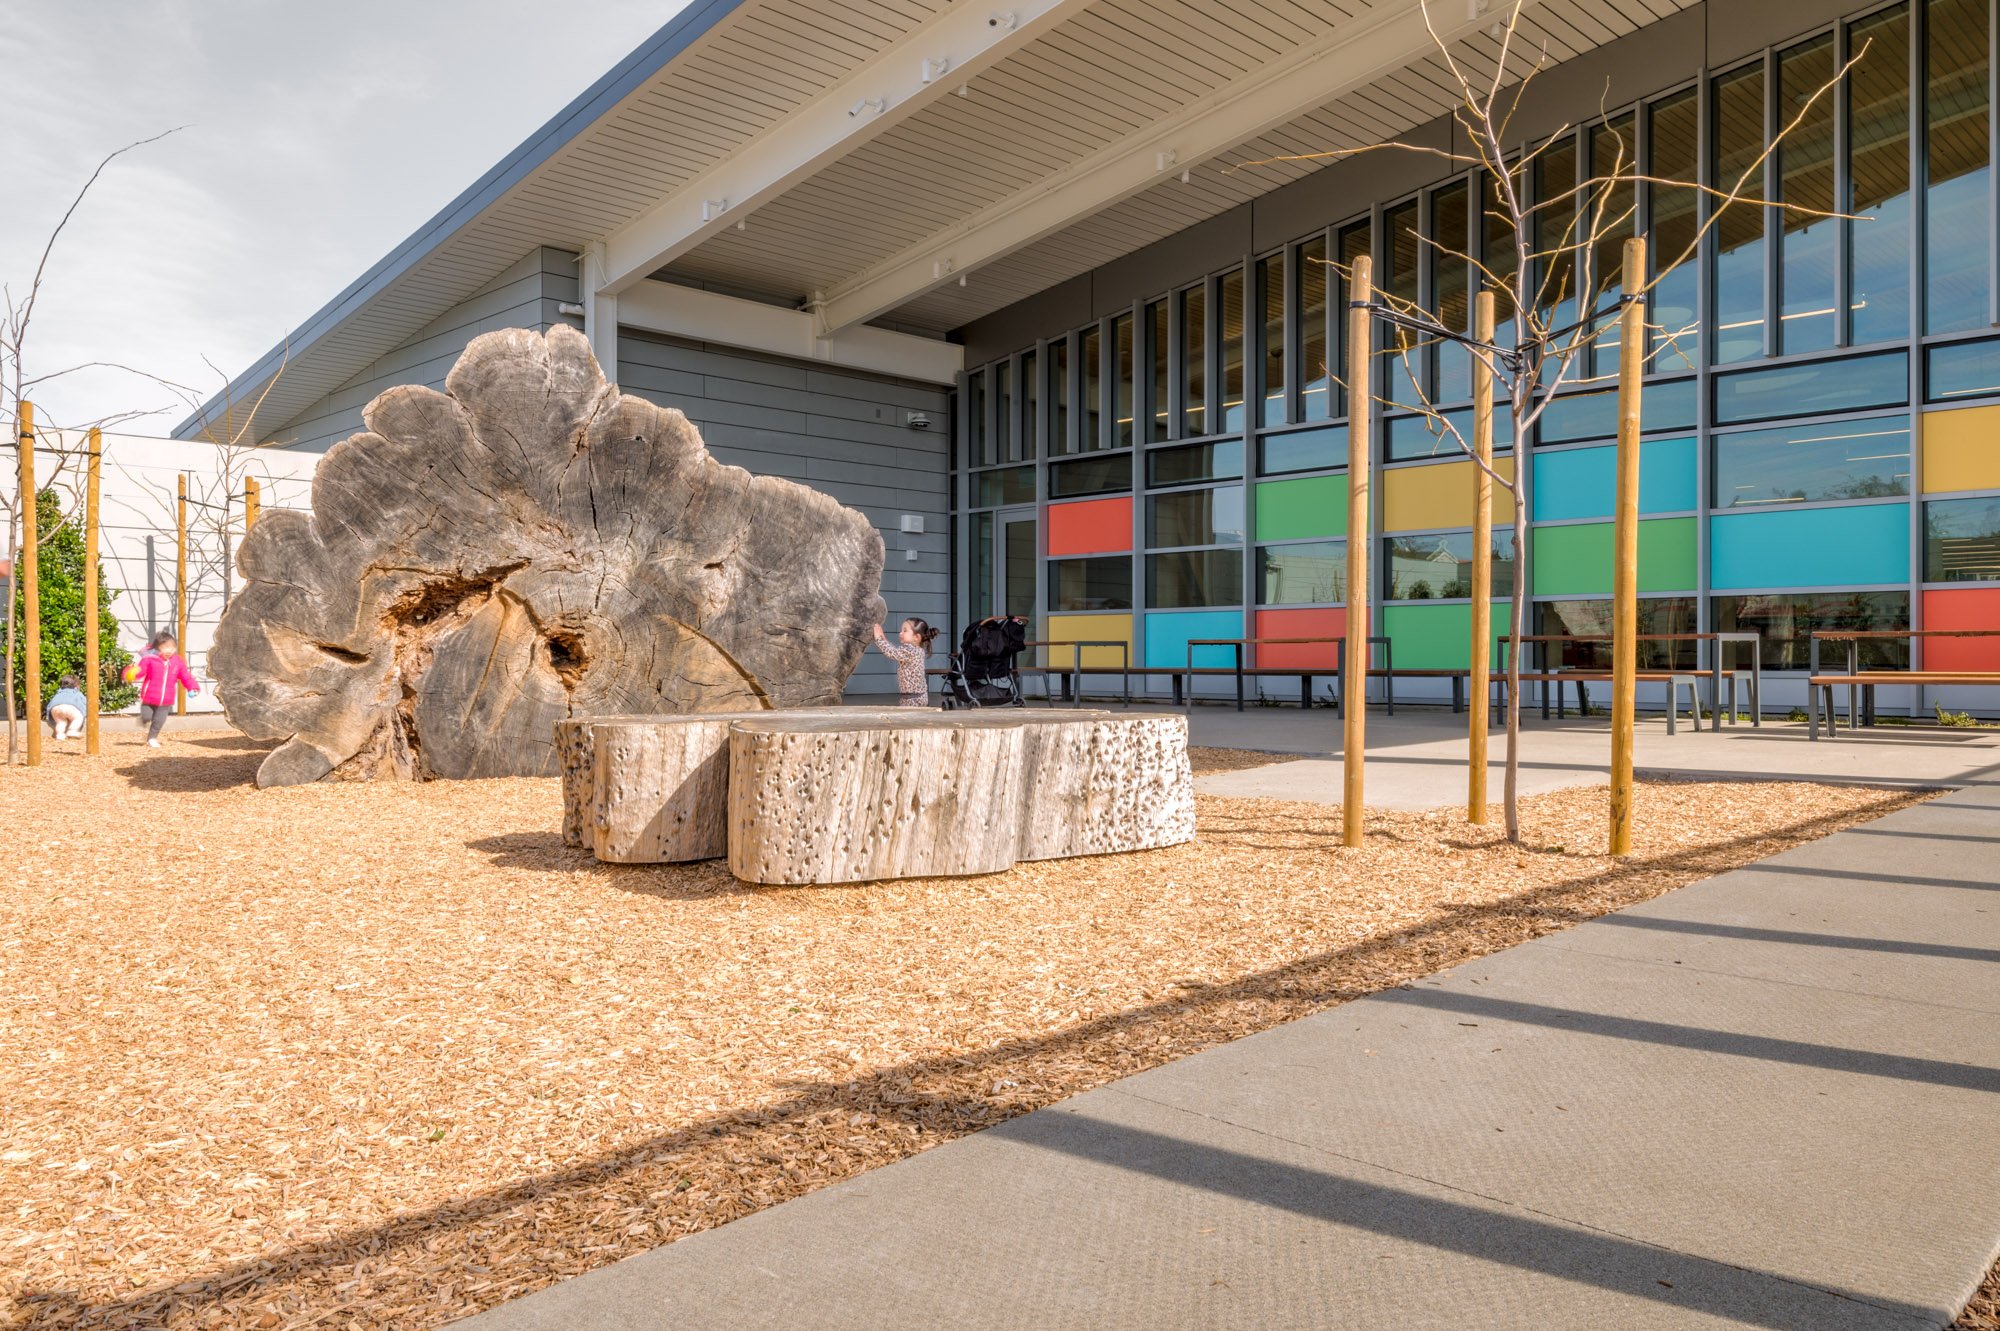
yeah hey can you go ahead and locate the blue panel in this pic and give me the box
[1709,503,1910,589]
[1144,610,1245,668]
[1532,437,1698,521]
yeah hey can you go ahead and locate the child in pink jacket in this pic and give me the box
[132,632,199,747]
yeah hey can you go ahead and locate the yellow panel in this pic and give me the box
[1381,456,1516,532]
[1923,405,2000,494]
[1044,613,1133,670]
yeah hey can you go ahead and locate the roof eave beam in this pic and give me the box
[596,0,1096,296]
[816,0,1498,334]
[618,280,964,384]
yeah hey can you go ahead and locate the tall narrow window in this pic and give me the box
[1849,3,1912,345]
[1713,64,1769,363]
[1589,115,1636,378]
[1258,254,1287,426]
[1535,134,1579,367]
[1148,299,1170,442]
[1384,200,1422,376]
[994,359,1014,462]
[1112,312,1135,448]
[1432,180,1471,402]
[1648,91,1701,370]
[1482,167,1522,353]
[1021,349,1040,460]
[1181,283,1207,436]
[1779,36,1838,354]
[1927,0,1992,333]
[1081,326,1102,451]
[1336,221,1374,418]
[1299,237,1330,421]
[1052,337,1072,454]
[967,369,988,467]
[1220,269,1246,432]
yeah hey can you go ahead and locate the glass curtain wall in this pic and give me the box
[964,0,2000,690]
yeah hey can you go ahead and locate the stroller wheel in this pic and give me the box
[940,697,956,710]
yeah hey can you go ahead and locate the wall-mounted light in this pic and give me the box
[1155,148,1179,173]
[988,11,1018,30]
[702,197,729,221]
[922,56,951,83]
[934,257,955,280]
[849,97,887,117]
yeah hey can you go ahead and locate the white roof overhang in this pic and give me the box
[180,0,1697,443]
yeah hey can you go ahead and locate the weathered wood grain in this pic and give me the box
[723,710,1194,885]
[211,326,886,788]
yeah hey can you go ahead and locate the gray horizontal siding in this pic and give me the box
[618,329,951,696]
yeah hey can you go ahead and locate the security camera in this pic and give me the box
[906,410,933,430]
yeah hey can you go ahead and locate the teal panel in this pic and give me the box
[1709,503,1910,589]
[1532,437,1698,521]
[1143,609,1245,669]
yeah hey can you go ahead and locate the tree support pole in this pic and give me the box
[176,473,188,717]
[1610,238,1646,857]
[85,428,101,754]
[244,475,260,532]
[19,402,40,767]
[1469,290,1495,824]
[1342,257,1374,848]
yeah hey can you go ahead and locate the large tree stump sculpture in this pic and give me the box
[212,326,886,787]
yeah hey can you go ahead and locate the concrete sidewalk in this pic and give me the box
[458,784,2000,1328]
[1181,707,2000,809]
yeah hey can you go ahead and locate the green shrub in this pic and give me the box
[9,489,135,715]
[1936,703,1981,728]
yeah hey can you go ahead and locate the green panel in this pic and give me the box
[1531,518,1698,595]
[1255,475,1347,542]
[1380,602,1510,670]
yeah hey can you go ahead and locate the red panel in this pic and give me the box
[1254,608,1345,668]
[1922,589,2000,670]
[1047,497,1133,556]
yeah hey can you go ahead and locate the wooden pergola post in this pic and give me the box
[84,428,101,754]
[1342,256,1374,849]
[176,474,188,717]
[1610,237,1646,857]
[1468,290,1496,824]
[19,401,41,767]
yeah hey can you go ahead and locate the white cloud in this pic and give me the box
[3,0,679,434]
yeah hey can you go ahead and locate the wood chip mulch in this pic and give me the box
[0,729,1932,1330]
[1186,745,1301,774]
[1957,1257,2000,1329]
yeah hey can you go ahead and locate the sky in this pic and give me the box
[2,0,685,436]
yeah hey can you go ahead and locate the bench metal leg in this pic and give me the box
[1808,683,1820,739]
[1666,683,1677,736]
[1452,676,1463,714]
[1172,675,1186,707]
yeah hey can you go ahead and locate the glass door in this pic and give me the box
[998,508,1038,620]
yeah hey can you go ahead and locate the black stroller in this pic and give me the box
[939,616,1028,708]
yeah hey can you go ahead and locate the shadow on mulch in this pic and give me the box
[114,750,265,793]
[462,832,768,901]
[180,735,274,753]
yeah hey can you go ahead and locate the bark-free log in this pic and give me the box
[724,711,1194,885]
[212,326,886,788]
[557,710,899,858]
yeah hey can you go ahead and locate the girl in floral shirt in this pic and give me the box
[872,617,941,707]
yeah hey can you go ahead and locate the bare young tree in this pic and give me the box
[1242,0,1859,841]
[4,130,186,761]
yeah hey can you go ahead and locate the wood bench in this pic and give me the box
[556,709,1195,882]
[1807,671,2000,738]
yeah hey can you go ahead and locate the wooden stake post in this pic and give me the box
[1610,238,1646,856]
[19,402,41,767]
[85,428,101,754]
[1342,257,1374,848]
[176,474,188,716]
[244,475,260,532]
[1468,291,1495,824]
